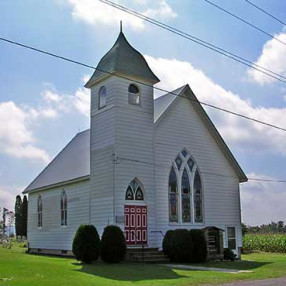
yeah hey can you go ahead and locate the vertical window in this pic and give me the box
[98,86,107,109]
[227,227,236,249]
[61,191,67,226]
[168,149,204,224]
[37,195,42,228]
[181,168,191,223]
[128,84,140,105]
[168,167,178,222]
[194,171,203,223]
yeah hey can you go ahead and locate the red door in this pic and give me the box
[124,205,147,245]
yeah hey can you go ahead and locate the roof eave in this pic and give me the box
[23,175,90,194]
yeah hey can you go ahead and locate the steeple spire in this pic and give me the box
[120,21,122,33]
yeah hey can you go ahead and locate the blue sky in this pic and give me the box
[1,0,286,225]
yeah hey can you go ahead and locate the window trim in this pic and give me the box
[125,178,145,203]
[98,86,107,109]
[60,190,67,227]
[168,149,204,225]
[128,84,141,106]
[227,226,237,250]
[37,195,42,228]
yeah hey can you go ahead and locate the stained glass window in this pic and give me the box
[126,180,144,201]
[125,186,134,200]
[175,156,182,170]
[187,158,194,171]
[194,171,203,223]
[168,167,178,222]
[181,168,191,223]
[61,191,67,226]
[37,195,42,228]
[135,187,144,200]
[181,150,188,157]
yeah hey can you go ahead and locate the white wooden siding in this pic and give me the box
[154,95,242,252]
[27,179,90,250]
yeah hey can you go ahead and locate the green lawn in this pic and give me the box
[0,246,286,286]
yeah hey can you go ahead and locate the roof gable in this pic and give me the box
[154,84,247,183]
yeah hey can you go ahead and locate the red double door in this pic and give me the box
[124,205,147,245]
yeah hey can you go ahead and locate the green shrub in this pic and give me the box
[100,225,126,263]
[162,230,174,256]
[19,241,27,248]
[189,230,207,263]
[224,248,236,261]
[243,234,286,253]
[72,225,100,264]
[168,229,193,262]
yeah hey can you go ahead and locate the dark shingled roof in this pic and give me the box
[85,32,160,88]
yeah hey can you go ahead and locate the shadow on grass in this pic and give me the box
[74,262,186,281]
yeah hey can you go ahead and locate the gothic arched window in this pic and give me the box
[37,195,42,228]
[194,171,203,223]
[98,86,107,109]
[128,84,140,105]
[125,179,144,201]
[168,166,178,222]
[60,190,67,226]
[168,149,203,224]
[181,168,191,223]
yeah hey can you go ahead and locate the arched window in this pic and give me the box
[98,86,107,109]
[181,168,191,223]
[125,179,144,201]
[128,84,140,105]
[194,171,203,223]
[37,195,42,228]
[168,167,178,222]
[60,191,67,226]
[168,149,204,224]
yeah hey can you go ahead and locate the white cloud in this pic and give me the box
[247,30,286,85]
[145,55,286,156]
[241,173,286,225]
[67,0,176,31]
[0,78,90,163]
[0,185,24,211]
[0,102,50,163]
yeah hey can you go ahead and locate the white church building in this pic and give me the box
[23,31,247,258]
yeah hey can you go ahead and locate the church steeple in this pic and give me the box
[85,31,160,88]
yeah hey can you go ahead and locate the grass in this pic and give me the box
[0,246,286,286]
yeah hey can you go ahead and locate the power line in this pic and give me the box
[117,156,286,183]
[99,0,286,83]
[1,36,286,133]
[244,0,286,26]
[204,0,286,47]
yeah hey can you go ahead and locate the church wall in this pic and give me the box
[27,179,90,251]
[154,95,242,255]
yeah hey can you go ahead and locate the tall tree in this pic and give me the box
[22,196,28,237]
[15,195,22,237]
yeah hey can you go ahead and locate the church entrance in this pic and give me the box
[124,205,147,245]
[124,179,147,245]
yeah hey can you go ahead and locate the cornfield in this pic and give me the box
[243,234,286,253]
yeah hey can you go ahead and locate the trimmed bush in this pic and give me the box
[100,225,126,263]
[168,229,193,262]
[72,225,100,264]
[224,248,236,262]
[162,230,174,256]
[190,230,207,263]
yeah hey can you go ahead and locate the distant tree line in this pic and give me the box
[242,221,286,235]
[15,195,28,237]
